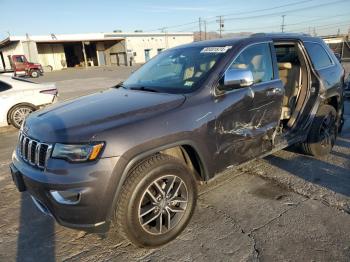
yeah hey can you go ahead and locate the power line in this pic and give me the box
[286,13,350,27]
[289,21,350,33]
[207,15,350,33]
[182,15,350,35]
[222,0,348,22]
[179,0,348,33]
[206,0,349,34]
[143,0,322,32]
[145,0,349,36]
[203,0,315,22]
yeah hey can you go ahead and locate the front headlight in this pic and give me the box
[51,142,104,162]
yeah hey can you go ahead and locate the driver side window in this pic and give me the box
[15,56,24,63]
[229,43,274,84]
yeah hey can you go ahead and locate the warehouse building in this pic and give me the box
[0,32,193,71]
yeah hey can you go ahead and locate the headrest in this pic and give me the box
[251,55,263,69]
[278,62,292,70]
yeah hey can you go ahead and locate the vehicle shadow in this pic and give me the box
[16,113,72,261]
[265,137,350,197]
[16,192,55,262]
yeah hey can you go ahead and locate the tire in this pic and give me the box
[115,153,197,248]
[45,65,53,72]
[30,70,39,78]
[301,105,337,157]
[8,104,35,129]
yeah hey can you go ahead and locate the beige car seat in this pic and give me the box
[250,55,265,82]
[278,62,301,120]
[195,60,217,78]
[183,66,194,80]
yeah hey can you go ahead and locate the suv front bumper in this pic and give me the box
[10,148,120,231]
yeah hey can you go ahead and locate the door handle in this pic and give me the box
[267,87,283,96]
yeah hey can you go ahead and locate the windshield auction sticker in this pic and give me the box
[200,46,232,53]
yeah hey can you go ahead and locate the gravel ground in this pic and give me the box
[0,66,350,261]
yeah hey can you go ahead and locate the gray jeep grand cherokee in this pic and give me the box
[10,33,345,247]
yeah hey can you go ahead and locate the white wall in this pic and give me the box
[0,33,193,70]
[0,42,24,70]
[22,41,39,63]
[37,44,67,70]
[126,35,193,64]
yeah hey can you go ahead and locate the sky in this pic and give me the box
[0,0,349,39]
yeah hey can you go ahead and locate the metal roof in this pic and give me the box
[0,32,193,46]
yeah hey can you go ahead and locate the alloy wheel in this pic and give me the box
[12,107,33,127]
[138,175,188,235]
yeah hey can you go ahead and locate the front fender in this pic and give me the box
[104,137,208,223]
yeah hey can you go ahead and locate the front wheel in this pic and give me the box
[115,154,197,248]
[301,105,337,157]
[30,70,40,78]
[8,104,35,129]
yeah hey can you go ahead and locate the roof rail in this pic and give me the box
[250,33,266,37]
[250,32,312,37]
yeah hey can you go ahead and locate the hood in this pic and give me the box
[27,62,41,67]
[24,88,186,142]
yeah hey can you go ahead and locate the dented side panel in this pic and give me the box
[212,79,284,173]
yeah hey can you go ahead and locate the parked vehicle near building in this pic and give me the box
[1,55,44,78]
[10,33,344,248]
[11,55,44,78]
[0,76,57,128]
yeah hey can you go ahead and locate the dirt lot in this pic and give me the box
[0,66,350,261]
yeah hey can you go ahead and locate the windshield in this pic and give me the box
[123,46,231,93]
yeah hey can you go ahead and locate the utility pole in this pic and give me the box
[281,15,286,32]
[204,20,207,40]
[199,17,202,41]
[160,27,169,48]
[217,16,224,38]
[313,27,317,36]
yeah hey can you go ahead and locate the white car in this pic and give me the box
[0,75,57,129]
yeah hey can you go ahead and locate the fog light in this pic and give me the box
[50,190,81,205]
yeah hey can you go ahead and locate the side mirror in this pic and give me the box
[219,68,254,91]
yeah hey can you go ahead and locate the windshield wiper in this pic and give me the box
[129,86,159,93]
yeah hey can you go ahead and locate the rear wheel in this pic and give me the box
[301,105,337,157]
[115,154,197,248]
[9,104,35,129]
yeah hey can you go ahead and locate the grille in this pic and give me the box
[18,132,52,169]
